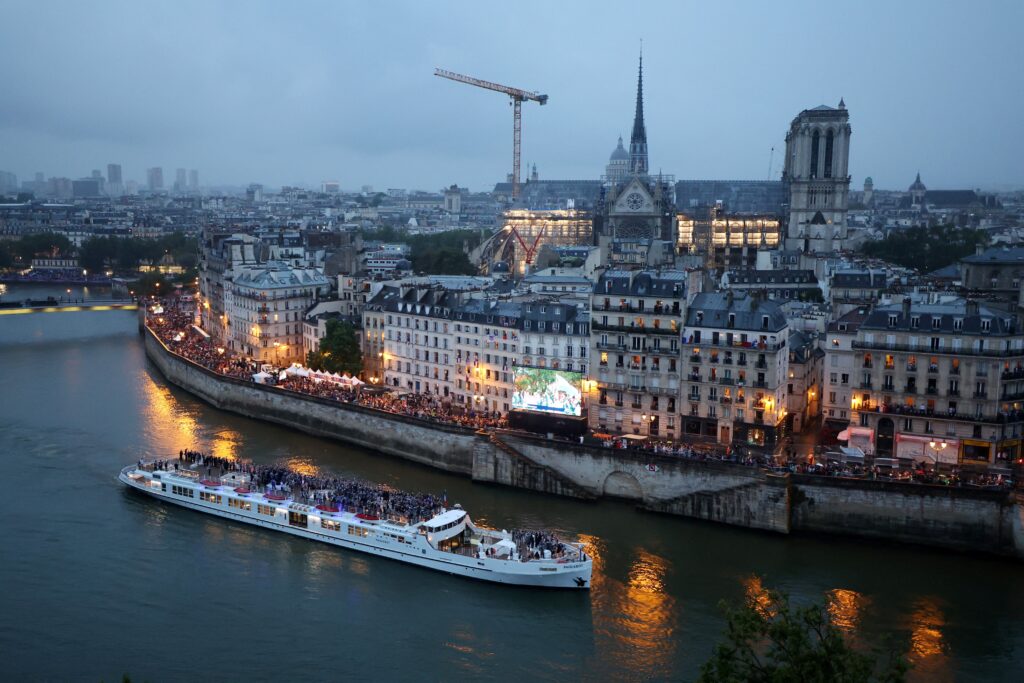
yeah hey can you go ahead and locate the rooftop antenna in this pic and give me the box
[767,146,775,180]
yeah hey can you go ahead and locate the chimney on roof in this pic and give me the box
[966,299,979,317]
[976,244,985,256]
[902,297,912,319]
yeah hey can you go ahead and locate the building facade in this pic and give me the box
[681,292,790,453]
[783,101,852,252]
[832,299,1024,468]
[589,270,691,439]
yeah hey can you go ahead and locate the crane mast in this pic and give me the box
[434,68,548,201]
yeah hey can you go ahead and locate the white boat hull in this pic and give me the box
[119,467,591,590]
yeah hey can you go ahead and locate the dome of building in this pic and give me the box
[609,136,628,162]
[909,172,926,192]
[864,176,873,185]
[491,260,510,274]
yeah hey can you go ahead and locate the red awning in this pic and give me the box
[317,505,340,513]
[356,513,379,521]
[233,487,250,494]
[199,479,221,487]
[265,493,287,501]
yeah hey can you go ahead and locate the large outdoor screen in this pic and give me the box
[512,367,583,417]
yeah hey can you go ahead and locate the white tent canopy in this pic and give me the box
[252,371,273,384]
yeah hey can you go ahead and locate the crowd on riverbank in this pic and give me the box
[146,302,1015,492]
[148,304,506,429]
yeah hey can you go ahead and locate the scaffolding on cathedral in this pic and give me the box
[472,209,593,276]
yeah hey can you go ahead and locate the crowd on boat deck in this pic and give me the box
[511,528,574,561]
[168,448,448,523]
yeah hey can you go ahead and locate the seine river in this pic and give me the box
[1,285,1022,681]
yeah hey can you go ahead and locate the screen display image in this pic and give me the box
[512,367,583,417]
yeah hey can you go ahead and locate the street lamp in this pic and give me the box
[927,440,948,470]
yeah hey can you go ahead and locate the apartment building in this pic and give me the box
[228,263,328,364]
[836,298,1024,468]
[821,308,869,444]
[681,291,790,453]
[364,284,591,415]
[589,270,692,439]
[786,330,824,435]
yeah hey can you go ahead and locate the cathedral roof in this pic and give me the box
[909,172,926,192]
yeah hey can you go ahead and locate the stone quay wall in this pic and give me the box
[143,325,1024,558]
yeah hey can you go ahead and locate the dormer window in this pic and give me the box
[761,315,769,330]
[888,315,897,327]
[910,316,920,329]
[953,318,963,331]
[931,317,941,330]
[981,319,991,332]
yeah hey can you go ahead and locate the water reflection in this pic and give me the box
[140,375,240,461]
[827,588,868,634]
[605,548,676,677]
[743,574,774,618]
[909,597,948,661]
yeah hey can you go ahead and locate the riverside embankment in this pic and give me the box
[143,324,1024,559]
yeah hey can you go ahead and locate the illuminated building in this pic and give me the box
[589,270,696,438]
[479,209,593,275]
[362,284,589,415]
[676,212,781,268]
[681,291,790,453]
[229,264,329,364]
[829,298,1024,466]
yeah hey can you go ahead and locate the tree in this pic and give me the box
[133,272,168,297]
[307,320,362,376]
[859,225,988,273]
[698,589,908,683]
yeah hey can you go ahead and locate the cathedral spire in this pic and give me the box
[629,47,648,176]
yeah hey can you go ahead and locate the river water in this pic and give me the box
[0,287,1022,681]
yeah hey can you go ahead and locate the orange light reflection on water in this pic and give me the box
[909,597,947,661]
[827,588,868,634]
[141,375,240,460]
[607,547,676,676]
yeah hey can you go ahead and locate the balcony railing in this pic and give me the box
[1001,368,1024,380]
[858,402,1024,425]
[852,340,1024,358]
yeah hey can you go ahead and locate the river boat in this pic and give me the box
[119,463,592,589]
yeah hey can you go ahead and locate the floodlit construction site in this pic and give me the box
[472,209,594,275]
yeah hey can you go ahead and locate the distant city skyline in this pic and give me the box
[1,0,1022,193]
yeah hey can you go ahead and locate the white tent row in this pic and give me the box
[252,371,274,384]
[300,366,365,386]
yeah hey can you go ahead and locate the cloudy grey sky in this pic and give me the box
[1,0,1021,192]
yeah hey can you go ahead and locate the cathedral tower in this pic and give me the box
[782,99,851,252]
[629,52,648,176]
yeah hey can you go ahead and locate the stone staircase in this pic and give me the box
[472,432,596,500]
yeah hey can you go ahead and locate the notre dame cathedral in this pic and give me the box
[594,53,675,243]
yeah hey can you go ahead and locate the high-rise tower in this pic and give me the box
[629,52,648,176]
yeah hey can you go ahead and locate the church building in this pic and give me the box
[597,53,676,244]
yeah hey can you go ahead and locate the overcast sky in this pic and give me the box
[1,0,1021,193]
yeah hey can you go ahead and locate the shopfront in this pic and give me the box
[894,434,959,465]
[959,439,993,466]
[847,426,875,455]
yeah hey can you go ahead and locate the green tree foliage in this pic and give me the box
[76,232,197,272]
[860,225,988,273]
[306,320,363,376]
[133,272,169,297]
[699,589,908,683]
[360,226,482,275]
[7,233,73,266]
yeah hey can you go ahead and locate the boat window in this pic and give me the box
[288,511,308,528]
[171,485,195,498]
[257,504,275,516]
[200,492,222,504]
[347,525,369,538]
[229,498,252,511]
[321,519,341,531]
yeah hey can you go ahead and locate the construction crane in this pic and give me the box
[434,68,548,201]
